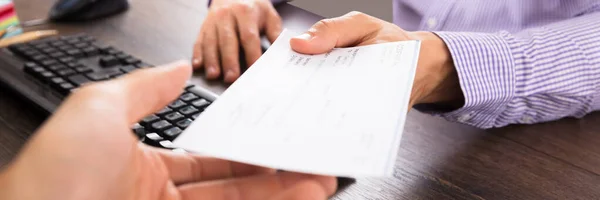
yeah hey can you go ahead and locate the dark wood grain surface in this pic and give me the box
[2,0,600,199]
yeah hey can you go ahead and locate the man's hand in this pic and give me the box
[0,61,336,200]
[290,12,464,108]
[193,0,282,83]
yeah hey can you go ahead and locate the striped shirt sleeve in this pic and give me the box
[433,12,600,129]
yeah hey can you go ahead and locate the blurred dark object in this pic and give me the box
[49,0,129,22]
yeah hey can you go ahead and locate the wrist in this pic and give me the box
[410,31,464,107]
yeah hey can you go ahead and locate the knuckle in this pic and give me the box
[346,11,377,23]
[232,2,252,14]
[347,11,366,18]
[345,11,373,22]
[211,7,230,18]
[240,28,260,41]
[313,18,336,32]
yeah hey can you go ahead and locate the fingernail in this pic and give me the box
[225,70,236,82]
[192,58,200,65]
[293,33,312,41]
[207,67,217,76]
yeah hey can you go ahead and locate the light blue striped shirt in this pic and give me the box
[396,0,600,128]
[238,0,600,128]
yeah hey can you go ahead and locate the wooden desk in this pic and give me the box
[1,0,600,199]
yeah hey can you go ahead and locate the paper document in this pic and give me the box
[174,30,420,177]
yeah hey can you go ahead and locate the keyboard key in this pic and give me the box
[86,69,122,81]
[141,115,160,126]
[74,42,88,49]
[165,112,184,122]
[67,74,92,86]
[57,45,74,51]
[58,57,75,64]
[124,57,141,65]
[145,133,163,140]
[151,120,172,131]
[32,55,49,62]
[58,82,75,95]
[106,48,120,55]
[39,71,56,81]
[50,77,66,85]
[22,48,39,55]
[48,64,67,72]
[66,62,84,68]
[115,53,130,61]
[158,140,176,149]
[143,133,164,146]
[185,84,195,90]
[163,127,182,139]
[179,106,199,116]
[135,62,152,68]
[24,66,46,76]
[169,100,187,109]
[132,123,145,139]
[23,62,38,71]
[75,66,93,73]
[49,52,66,58]
[40,59,58,67]
[191,113,200,120]
[180,93,199,102]
[66,38,80,44]
[50,40,66,47]
[96,45,114,54]
[41,47,58,54]
[175,119,193,129]
[33,43,50,50]
[57,68,76,77]
[191,99,210,108]
[120,65,138,73]
[156,107,173,116]
[82,46,99,56]
[66,49,84,58]
[100,55,119,67]
[23,50,42,60]
[24,66,45,77]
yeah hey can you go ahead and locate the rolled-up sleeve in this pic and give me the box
[432,12,600,129]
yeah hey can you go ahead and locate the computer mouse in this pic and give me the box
[49,0,129,22]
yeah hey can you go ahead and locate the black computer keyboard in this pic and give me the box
[0,33,218,150]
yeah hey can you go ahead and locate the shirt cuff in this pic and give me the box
[429,31,517,129]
